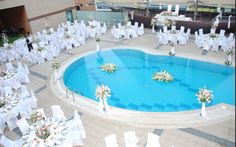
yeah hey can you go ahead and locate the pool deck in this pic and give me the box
[2,29,235,147]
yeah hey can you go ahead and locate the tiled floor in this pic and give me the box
[1,28,235,147]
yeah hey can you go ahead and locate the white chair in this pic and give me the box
[163,26,168,33]
[6,113,18,131]
[68,110,86,146]
[180,26,185,33]
[167,5,172,12]
[102,22,107,34]
[24,64,30,74]
[20,85,30,98]
[145,133,161,147]
[173,4,179,16]
[11,80,21,90]
[124,131,139,147]
[29,89,38,108]
[6,62,14,71]
[51,105,65,120]
[199,29,204,36]
[171,25,176,31]
[219,29,225,37]
[0,116,6,134]
[2,86,13,96]
[0,135,21,147]
[127,21,132,26]
[32,43,38,50]
[137,23,144,36]
[16,118,30,134]
[210,28,216,34]
[104,134,118,147]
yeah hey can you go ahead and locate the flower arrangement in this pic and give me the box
[95,84,111,100]
[151,18,157,26]
[164,19,175,27]
[0,71,7,77]
[35,125,51,140]
[169,30,177,34]
[209,33,218,39]
[225,50,233,56]
[196,87,213,103]
[37,47,44,52]
[64,34,70,39]
[160,11,173,16]
[1,33,8,44]
[224,60,232,65]
[0,100,5,108]
[101,63,117,73]
[152,70,174,82]
[51,60,60,70]
[96,38,101,42]
[30,112,44,124]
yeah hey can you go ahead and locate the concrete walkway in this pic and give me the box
[2,29,235,147]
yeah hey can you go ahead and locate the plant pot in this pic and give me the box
[96,42,100,52]
[201,102,206,117]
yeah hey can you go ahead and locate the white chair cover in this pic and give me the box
[16,118,30,134]
[6,113,18,131]
[124,131,139,147]
[145,133,161,147]
[167,5,172,12]
[0,116,6,134]
[51,105,65,120]
[104,134,118,147]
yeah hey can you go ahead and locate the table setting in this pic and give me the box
[21,117,72,147]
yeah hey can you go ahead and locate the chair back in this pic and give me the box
[146,133,161,147]
[174,4,180,16]
[219,30,225,36]
[16,118,30,134]
[124,131,138,147]
[180,26,185,33]
[104,134,118,147]
[199,29,204,36]
[167,5,172,12]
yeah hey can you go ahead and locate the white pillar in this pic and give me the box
[201,102,206,117]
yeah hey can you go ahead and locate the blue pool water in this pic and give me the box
[63,49,235,112]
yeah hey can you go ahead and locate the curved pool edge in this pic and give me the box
[49,47,235,129]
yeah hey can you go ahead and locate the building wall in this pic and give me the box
[0,0,25,10]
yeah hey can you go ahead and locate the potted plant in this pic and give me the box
[96,38,101,52]
[196,87,213,118]
[225,50,233,65]
[95,84,111,112]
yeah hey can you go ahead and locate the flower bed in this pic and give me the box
[152,70,174,82]
[101,63,117,73]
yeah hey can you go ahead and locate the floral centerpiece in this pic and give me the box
[209,33,218,39]
[151,18,157,26]
[160,11,173,16]
[95,84,111,100]
[51,60,60,70]
[35,125,51,140]
[96,38,101,42]
[0,100,5,108]
[64,34,70,39]
[30,112,44,124]
[225,50,233,65]
[152,70,174,82]
[164,19,175,27]
[196,87,213,103]
[37,47,44,52]
[101,63,117,73]
[0,71,7,77]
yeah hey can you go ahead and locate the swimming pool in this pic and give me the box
[63,49,235,112]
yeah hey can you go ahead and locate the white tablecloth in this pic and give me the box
[21,118,72,147]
